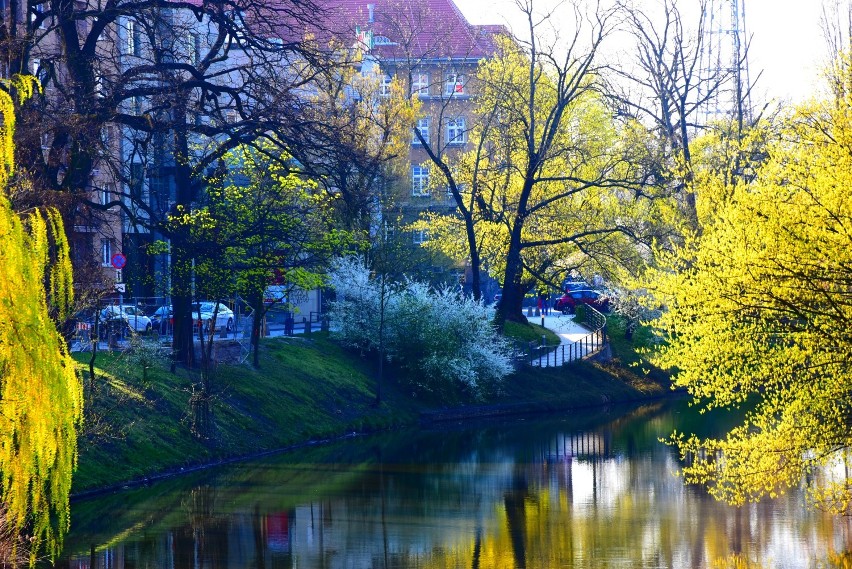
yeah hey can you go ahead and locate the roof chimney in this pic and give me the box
[368,3,375,23]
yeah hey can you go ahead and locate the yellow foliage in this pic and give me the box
[645,96,852,509]
[417,36,641,285]
[0,77,82,561]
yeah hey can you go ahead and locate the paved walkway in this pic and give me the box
[526,311,599,367]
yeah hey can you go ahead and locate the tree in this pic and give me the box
[189,144,354,368]
[644,94,852,511]
[3,0,358,366]
[418,3,651,326]
[0,76,82,563]
[373,0,501,301]
[606,0,755,229]
[288,56,418,235]
[821,0,852,102]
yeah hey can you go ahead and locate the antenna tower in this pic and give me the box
[699,0,753,126]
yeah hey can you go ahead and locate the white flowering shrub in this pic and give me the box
[325,256,388,353]
[326,256,513,401]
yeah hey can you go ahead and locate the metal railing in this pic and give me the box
[523,305,608,367]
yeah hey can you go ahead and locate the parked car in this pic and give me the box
[192,301,235,332]
[150,305,174,333]
[100,305,153,334]
[563,281,590,292]
[553,290,610,314]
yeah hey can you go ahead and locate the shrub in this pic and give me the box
[327,256,512,401]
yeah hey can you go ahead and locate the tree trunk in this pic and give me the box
[464,210,483,302]
[170,100,197,368]
[249,291,264,369]
[172,290,196,368]
[495,219,528,327]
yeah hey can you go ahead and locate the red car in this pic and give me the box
[554,289,609,314]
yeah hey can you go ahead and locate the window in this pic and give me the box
[30,58,48,82]
[129,163,144,201]
[190,33,201,64]
[412,73,429,97]
[31,1,46,28]
[445,72,465,95]
[414,117,429,145]
[379,74,392,97]
[101,239,112,266]
[383,221,395,240]
[130,95,142,115]
[126,19,141,57]
[447,117,466,144]
[412,229,429,245]
[411,165,430,196]
[99,188,110,206]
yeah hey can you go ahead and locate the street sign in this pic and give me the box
[110,253,127,270]
[115,283,126,293]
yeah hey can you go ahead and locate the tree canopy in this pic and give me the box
[0,76,82,562]
[644,97,852,511]
[416,27,651,324]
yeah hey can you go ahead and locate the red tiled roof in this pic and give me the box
[317,0,505,59]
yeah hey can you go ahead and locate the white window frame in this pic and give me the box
[445,72,465,96]
[383,221,395,240]
[447,117,467,145]
[414,117,429,145]
[411,165,430,197]
[126,20,136,56]
[412,229,429,245]
[190,33,201,64]
[412,72,429,97]
[101,239,112,266]
[99,188,110,206]
[379,74,392,97]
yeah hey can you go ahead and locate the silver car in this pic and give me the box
[192,301,235,332]
[100,305,153,333]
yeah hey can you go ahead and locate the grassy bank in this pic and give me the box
[72,319,668,494]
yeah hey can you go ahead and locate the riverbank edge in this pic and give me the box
[71,325,671,499]
[71,392,676,502]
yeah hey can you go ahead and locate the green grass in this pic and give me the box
[502,320,561,346]
[72,335,422,492]
[71,325,669,493]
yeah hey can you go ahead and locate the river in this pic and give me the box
[52,398,851,568]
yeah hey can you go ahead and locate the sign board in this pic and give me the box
[114,283,126,293]
[110,253,127,270]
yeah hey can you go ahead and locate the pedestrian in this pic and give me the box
[544,295,550,316]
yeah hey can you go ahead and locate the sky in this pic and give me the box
[457,0,828,104]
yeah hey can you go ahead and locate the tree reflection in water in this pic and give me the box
[53,400,852,568]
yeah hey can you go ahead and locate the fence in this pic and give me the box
[521,305,608,368]
[68,296,326,353]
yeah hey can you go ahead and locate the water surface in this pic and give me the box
[54,399,852,568]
